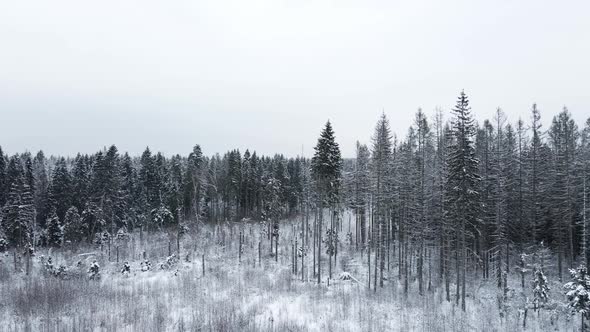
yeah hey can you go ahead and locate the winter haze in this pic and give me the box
[2,1,590,331]
[1,0,589,157]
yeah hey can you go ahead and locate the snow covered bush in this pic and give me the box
[42,256,54,273]
[94,231,110,246]
[297,245,307,258]
[121,261,131,276]
[0,228,7,252]
[140,259,152,272]
[323,228,338,256]
[115,228,130,242]
[88,260,100,280]
[532,266,550,311]
[41,256,68,279]
[564,264,590,329]
[338,272,353,281]
[159,254,178,270]
[54,264,68,279]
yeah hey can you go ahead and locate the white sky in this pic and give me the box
[1,0,589,158]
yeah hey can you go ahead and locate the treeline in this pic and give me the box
[1,91,590,309]
[0,144,308,249]
[344,91,590,310]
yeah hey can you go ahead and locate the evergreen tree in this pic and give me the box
[532,265,550,312]
[63,206,83,244]
[352,142,371,247]
[46,208,63,247]
[371,113,393,289]
[32,151,49,231]
[548,108,579,280]
[311,121,342,284]
[0,146,7,206]
[71,154,91,212]
[183,145,205,221]
[2,172,35,248]
[445,90,481,311]
[564,265,590,330]
[47,157,72,222]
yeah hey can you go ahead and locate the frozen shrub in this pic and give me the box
[532,266,550,311]
[43,256,55,274]
[339,272,353,281]
[141,259,152,272]
[54,264,68,279]
[88,260,100,280]
[564,264,590,328]
[121,261,131,276]
[0,228,7,252]
[159,254,178,270]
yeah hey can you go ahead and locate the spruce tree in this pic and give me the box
[2,172,35,249]
[445,90,481,311]
[564,265,590,330]
[352,142,370,247]
[0,146,7,207]
[47,157,72,222]
[548,108,579,280]
[371,113,393,289]
[33,151,49,231]
[311,121,342,284]
[63,206,83,244]
[46,208,63,247]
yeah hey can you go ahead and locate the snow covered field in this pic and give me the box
[0,217,577,331]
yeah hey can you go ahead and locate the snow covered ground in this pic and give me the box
[0,218,578,331]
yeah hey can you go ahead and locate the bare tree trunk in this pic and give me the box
[445,236,450,302]
[374,236,379,292]
[327,209,335,280]
[379,221,384,288]
[313,208,317,278]
[318,204,322,285]
[404,243,409,297]
[275,231,278,263]
[461,218,467,312]
[368,239,371,290]
[418,242,424,295]
[202,253,205,277]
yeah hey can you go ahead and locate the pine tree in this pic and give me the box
[184,145,205,221]
[262,175,281,261]
[46,208,63,247]
[581,118,590,267]
[71,154,91,212]
[445,90,481,311]
[532,265,550,312]
[32,151,49,232]
[63,206,83,244]
[119,152,138,229]
[526,104,544,244]
[564,265,590,330]
[371,113,393,289]
[432,109,449,288]
[352,142,371,247]
[1,154,35,250]
[168,154,184,227]
[47,157,72,222]
[140,147,158,216]
[311,121,342,284]
[0,146,7,207]
[548,108,579,280]
[413,108,435,295]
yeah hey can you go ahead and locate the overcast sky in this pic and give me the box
[1,0,589,158]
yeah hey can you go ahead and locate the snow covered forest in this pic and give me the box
[1,91,590,331]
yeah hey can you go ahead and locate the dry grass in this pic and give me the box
[0,218,578,331]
